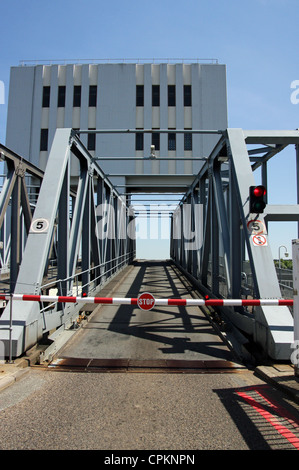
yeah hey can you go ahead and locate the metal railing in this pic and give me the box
[39,251,135,326]
[19,58,219,66]
[40,251,135,296]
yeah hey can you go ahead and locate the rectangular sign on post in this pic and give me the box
[292,239,299,378]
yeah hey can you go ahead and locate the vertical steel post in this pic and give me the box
[229,162,242,299]
[82,176,91,295]
[10,176,21,292]
[296,142,299,237]
[180,204,185,269]
[262,161,268,233]
[58,162,70,296]
[211,177,219,295]
[201,178,211,287]
[170,214,174,260]
[292,239,299,378]
[8,295,13,363]
[191,190,197,278]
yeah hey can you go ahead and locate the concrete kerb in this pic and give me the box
[0,360,30,392]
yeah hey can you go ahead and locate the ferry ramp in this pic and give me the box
[50,260,244,373]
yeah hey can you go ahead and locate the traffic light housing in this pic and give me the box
[249,185,266,213]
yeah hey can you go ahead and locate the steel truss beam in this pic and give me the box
[0,129,135,357]
[0,144,44,291]
[171,129,299,361]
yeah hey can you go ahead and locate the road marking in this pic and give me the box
[236,386,299,450]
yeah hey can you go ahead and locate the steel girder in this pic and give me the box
[171,128,299,360]
[0,144,44,291]
[0,129,135,357]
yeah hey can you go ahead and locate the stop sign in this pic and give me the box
[137,292,156,311]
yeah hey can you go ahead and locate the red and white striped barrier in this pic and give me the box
[0,293,293,308]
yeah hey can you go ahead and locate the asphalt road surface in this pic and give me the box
[1,261,299,451]
[1,367,299,450]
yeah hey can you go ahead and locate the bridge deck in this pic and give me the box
[54,260,242,371]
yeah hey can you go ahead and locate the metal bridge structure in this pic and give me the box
[0,127,298,362]
[0,129,136,357]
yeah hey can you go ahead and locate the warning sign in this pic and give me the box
[247,219,266,235]
[137,292,156,311]
[252,235,267,246]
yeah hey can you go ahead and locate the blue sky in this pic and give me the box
[0,0,298,259]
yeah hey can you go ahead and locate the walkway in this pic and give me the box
[54,260,241,371]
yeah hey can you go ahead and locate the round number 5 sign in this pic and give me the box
[30,218,49,234]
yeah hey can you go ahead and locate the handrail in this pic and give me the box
[40,251,135,291]
[19,58,219,66]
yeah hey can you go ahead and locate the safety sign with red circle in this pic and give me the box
[252,235,267,246]
[247,219,266,235]
[137,292,156,310]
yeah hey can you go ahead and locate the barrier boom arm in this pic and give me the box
[0,294,293,307]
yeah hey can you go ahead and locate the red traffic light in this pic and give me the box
[253,186,266,198]
[249,185,267,213]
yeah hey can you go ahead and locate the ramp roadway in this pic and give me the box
[53,260,242,371]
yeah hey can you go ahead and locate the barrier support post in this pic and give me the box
[292,239,299,378]
[8,294,13,364]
